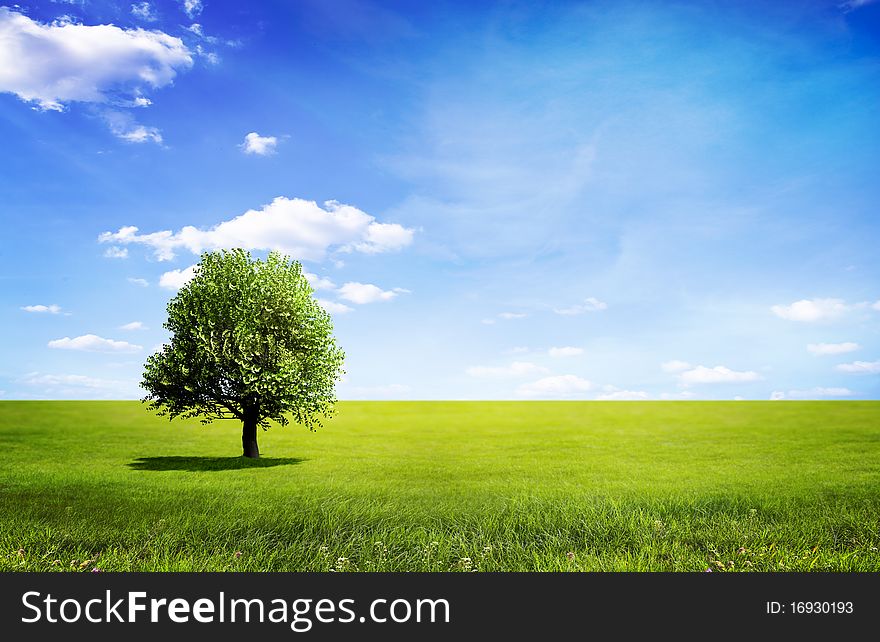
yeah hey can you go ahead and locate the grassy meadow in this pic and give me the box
[1,400,878,572]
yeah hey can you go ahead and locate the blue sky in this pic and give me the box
[1,0,879,401]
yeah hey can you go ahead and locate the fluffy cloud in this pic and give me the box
[127,277,149,287]
[807,342,859,356]
[48,334,141,353]
[240,132,278,155]
[678,365,761,384]
[181,0,203,19]
[553,297,607,316]
[22,304,61,314]
[548,346,583,358]
[835,360,880,374]
[466,362,549,378]
[158,264,197,290]
[337,282,408,304]
[99,197,414,262]
[119,321,146,330]
[304,272,335,290]
[771,298,848,322]
[317,299,353,314]
[517,374,592,397]
[595,389,650,400]
[498,312,526,319]
[0,8,192,111]
[661,360,691,373]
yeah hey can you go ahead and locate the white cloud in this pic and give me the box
[130,2,158,21]
[317,299,353,314]
[770,391,786,401]
[659,390,697,400]
[48,334,141,353]
[873,300,880,311]
[0,8,192,111]
[21,372,128,390]
[839,0,878,12]
[99,197,414,262]
[466,361,549,378]
[836,360,880,374]
[779,387,855,399]
[127,277,149,287]
[22,304,61,314]
[346,383,411,397]
[553,297,607,316]
[661,360,691,373]
[771,298,848,322]
[240,132,278,155]
[119,321,146,330]
[596,389,649,400]
[498,312,526,319]
[679,365,762,384]
[103,111,163,144]
[181,0,204,19]
[103,246,128,258]
[337,282,408,304]
[304,272,335,290]
[517,374,592,397]
[548,346,583,358]
[158,265,197,290]
[807,342,859,356]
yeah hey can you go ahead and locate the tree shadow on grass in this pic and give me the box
[127,456,306,472]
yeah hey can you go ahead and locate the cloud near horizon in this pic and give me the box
[516,374,592,397]
[678,365,761,384]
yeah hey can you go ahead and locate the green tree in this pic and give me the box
[142,249,344,458]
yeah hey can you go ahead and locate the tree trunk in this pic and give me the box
[242,414,260,459]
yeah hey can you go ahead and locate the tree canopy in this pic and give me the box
[141,249,345,457]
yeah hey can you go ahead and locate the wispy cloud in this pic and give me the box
[466,361,548,378]
[836,360,880,374]
[103,246,128,258]
[517,375,592,398]
[554,297,607,316]
[548,346,583,358]
[22,304,62,314]
[807,342,859,355]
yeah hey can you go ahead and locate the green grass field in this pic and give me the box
[1,401,878,572]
